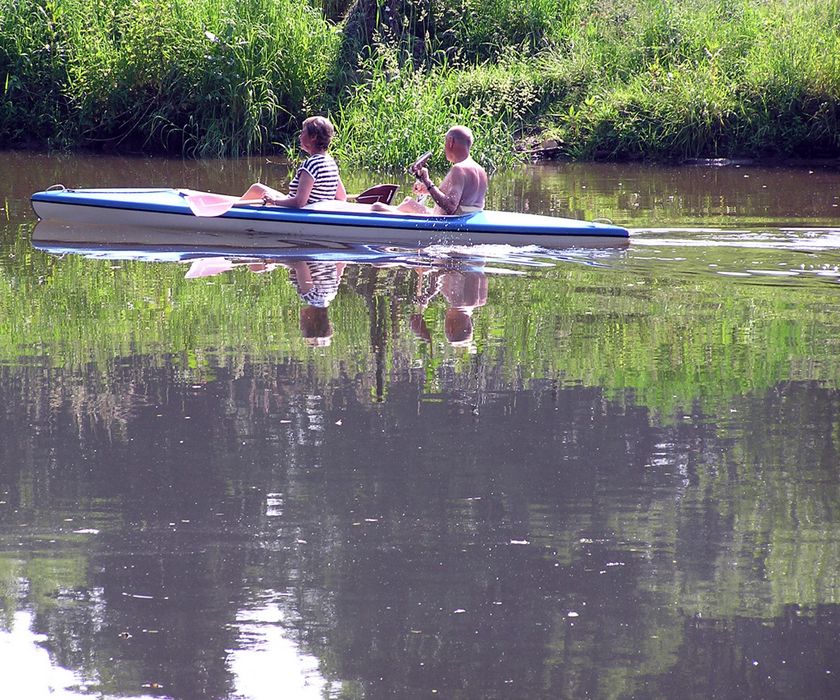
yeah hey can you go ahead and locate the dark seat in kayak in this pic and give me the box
[353,184,398,205]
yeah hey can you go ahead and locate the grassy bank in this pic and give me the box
[0,0,340,156]
[1,0,838,166]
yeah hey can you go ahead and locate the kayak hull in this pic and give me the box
[30,187,629,246]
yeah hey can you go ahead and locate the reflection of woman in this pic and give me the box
[244,260,346,345]
[287,261,345,308]
[411,267,488,348]
[287,261,346,346]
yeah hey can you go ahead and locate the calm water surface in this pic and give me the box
[2,152,840,699]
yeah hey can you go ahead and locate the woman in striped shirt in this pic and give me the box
[242,116,346,207]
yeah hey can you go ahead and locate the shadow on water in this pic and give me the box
[3,153,840,699]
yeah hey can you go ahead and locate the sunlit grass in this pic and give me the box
[544,0,840,159]
[331,53,519,172]
[0,0,340,156]
[1,0,838,163]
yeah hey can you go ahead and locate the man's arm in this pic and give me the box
[418,166,465,215]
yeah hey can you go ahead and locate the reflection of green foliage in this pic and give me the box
[480,263,840,420]
[0,550,88,619]
[1,223,372,376]
[544,598,683,700]
[24,554,89,610]
[0,555,22,627]
[4,221,840,420]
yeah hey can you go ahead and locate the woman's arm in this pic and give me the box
[335,177,347,201]
[273,170,314,208]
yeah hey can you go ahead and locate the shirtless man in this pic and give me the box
[373,125,488,216]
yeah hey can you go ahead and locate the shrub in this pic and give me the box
[331,53,518,171]
[1,0,340,155]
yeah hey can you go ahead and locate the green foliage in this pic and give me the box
[433,0,571,59]
[545,0,840,160]
[0,0,340,155]
[338,0,572,75]
[2,0,839,162]
[450,53,577,124]
[310,0,355,22]
[0,0,80,145]
[734,1,840,157]
[331,53,518,171]
[557,63,740,160]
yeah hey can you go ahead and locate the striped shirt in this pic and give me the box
[289,153,340,203]
[288,262,342,307]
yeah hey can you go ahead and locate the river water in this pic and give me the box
[2,151,840,699]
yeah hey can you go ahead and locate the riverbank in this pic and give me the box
[2,0,838,169]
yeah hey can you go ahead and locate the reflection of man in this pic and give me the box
[411,267,488,348]
[442,271,488,346]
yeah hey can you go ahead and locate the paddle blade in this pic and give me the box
[186,193,264,217]
[409,151,432,175]
[352,183,399,205]
[184,257,235,278]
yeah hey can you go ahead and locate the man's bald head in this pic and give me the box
[447,125,474,150]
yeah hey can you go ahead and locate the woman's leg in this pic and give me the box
[241,182,284,201]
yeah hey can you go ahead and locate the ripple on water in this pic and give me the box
[624,226,840,286]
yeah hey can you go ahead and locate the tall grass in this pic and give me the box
[2,0,838,163]
[331,52,520,171]
[1,0,340,156]
[0,0,79,145]
[252,0,840,164]
[337,0,570,76]
[546,0,840,159]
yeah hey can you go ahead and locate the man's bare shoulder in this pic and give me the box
[448,160,482,180]
[454,157,480,169]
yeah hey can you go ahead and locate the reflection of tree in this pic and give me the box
[346,265,392,402]
[3,356,840,696]
[4,239,840,696]
[7,225,840,417]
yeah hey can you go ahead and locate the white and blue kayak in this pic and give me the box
[31,186,629,247]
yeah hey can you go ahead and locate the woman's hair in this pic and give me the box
[300,305,333,346]
[302,116,335,151]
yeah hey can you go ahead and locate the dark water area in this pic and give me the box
[2,151,840,699]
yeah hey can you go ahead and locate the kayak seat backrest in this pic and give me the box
[354,183,399,205]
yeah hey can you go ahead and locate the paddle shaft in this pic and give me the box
[186,194,266,217]
[188,182,399,216]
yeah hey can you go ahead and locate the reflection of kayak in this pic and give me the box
[31,219,411,263]
[31,186,629,245]
[31,219,628,273]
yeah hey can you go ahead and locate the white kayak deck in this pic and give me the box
[30,187,630,247]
